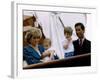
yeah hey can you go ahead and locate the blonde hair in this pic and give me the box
[43,38,51,45]
[64,26,73,36]
[26,27,42,44]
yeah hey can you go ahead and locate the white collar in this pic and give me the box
[79,37,85,44]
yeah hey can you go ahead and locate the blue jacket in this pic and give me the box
[23,45,45,65]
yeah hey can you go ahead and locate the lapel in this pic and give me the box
[81,39,86,47]
[76,39,80,46]
[28,45,41,59]
[77,39,87,47]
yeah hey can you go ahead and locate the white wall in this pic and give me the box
[0,0,100,80]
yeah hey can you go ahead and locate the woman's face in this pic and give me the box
[30,37,40,46]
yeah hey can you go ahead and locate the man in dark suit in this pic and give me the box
[73,22,91,55]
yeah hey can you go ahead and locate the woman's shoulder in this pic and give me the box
[39,45,45,50]
[38,45,44,49]
[24,45,32,49]
[23,45,33,53]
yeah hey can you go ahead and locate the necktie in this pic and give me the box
[79,39,82,47]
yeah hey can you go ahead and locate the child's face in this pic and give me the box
[65,33,71,39]
[43,41,51,50]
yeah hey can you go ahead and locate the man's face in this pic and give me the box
[75,26,85,39]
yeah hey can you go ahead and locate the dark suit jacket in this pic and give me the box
[23,45,45,65]
[73,39,91,55]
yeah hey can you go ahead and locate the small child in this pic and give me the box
[62,27,74,58]
[42,38,59,62]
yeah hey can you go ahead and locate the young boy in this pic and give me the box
[62,27,74,58]
[42,38,59,62]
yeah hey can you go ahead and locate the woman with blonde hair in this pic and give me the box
[23,27,50,65]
